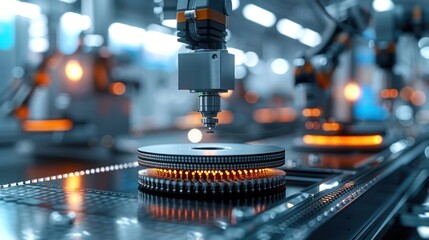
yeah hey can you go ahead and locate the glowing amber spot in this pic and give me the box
[410,90,426,106]
[253,108,276,123]
[302,108,322,118]
[65,60,83,82]
[151,168,274,181]
[218,110,234,124]
[381,89,398,99]
[400,86,414,101]
[303,135,383,147]
[322,122,341,131]
[277,107,297,122]
[34,71,51,86]
[244,91,259,104]
[64,175,82,210]
[15,106,29,120]
[344,82,361,102]
[110,82,126,96]
[22,119,73,132]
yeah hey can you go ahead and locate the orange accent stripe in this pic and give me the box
[303,135,383,147]
[22,119,73,132]
[177,8,226,25]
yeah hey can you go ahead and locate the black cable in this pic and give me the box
[314,0,375,41]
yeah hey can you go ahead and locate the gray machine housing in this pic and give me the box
[178,50,235,91]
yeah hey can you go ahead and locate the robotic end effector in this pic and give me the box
[177,0,235,131]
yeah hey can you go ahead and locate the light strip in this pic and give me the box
[0,162,139,189]
[303,135,383,147]
[242,4,276,27]
[276,18,322,47]
[22,119,73,132]
[276,19,303,39]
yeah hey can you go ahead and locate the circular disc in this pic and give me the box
[138,143,285,170]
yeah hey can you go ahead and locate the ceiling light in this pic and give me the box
[228,47,245,65]
[299,28,322,47]
[161,19,177,29]
[59,0,77,3]
[29,38,49,53]
[276,19,303,39]
[244,51,259,67]
[15,1,42,19]
[143,30,182,56]
[242,4,276,28]
[421,47,429,59]
[231,0,240,11]
[372,0,395,12]
[108,23,146,46]
[60,12,91,33]
[270,58,289,75]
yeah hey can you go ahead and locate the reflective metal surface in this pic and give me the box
[0,136,426,239]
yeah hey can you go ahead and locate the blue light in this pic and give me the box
[354,84,388,121]
[0,17,15,51]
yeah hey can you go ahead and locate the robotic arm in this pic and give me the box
[176,0,235,132]
[294,4,369,118]
[374,4,429,70]
[294,31,351,91]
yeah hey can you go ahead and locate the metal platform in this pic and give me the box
[0,136,427,239]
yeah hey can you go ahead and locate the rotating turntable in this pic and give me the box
[137,143,286,197]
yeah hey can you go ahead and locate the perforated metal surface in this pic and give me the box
[0,184,204,239]
[0,182,288,239]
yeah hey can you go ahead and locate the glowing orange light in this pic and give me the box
[64,176,82,210]
[245,91,259,104]
[110,82,126,96]
[302,108,322,117]
[344,82,361,102]
[400,86,414,101]
[303,134,383,147]
[322,122,341,131]
[22,119,73,132]
[152,168,274,181]
[15,106,29,120]
[220,90,233,99]
[253,108,276,123]
[34,71,51,86]
[218,110,234,124]
[277,107,297,122]
[380,89,398,99]
[65,60,83,82]
[410,90,426,106]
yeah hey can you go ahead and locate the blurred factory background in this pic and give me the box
[1,0,429,148]
[2,0,429,239]
[1,0,429,149]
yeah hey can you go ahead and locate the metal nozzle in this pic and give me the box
[198,92,221,131]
